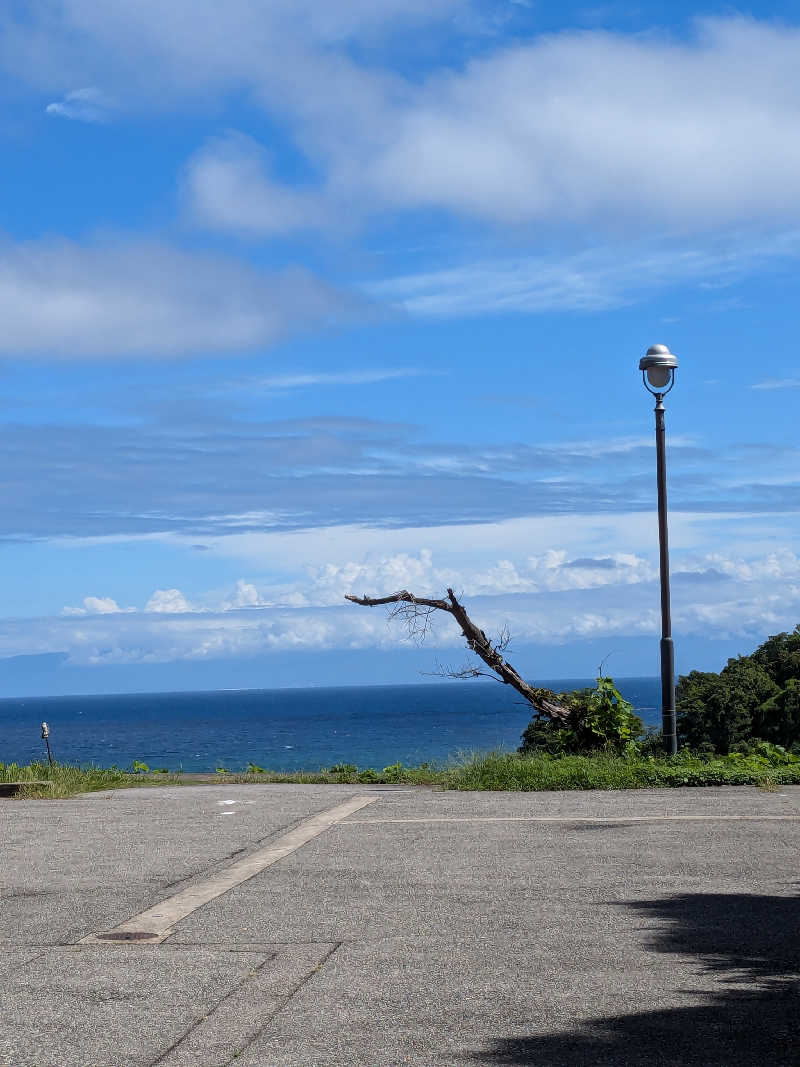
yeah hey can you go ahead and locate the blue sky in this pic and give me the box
[1,1,800,695]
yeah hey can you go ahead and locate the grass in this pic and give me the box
[0,760,182,798]
[5,750,800,798]
[442,750,800,791]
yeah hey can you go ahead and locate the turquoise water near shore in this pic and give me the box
[0,678,661,772]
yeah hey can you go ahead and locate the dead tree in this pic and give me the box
[345,587,569,723]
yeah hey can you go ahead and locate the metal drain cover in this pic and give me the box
[95,931,158,941]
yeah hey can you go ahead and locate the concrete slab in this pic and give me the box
[0,784,375,944]
[2,784,799,1065]
[0,944,270,1067]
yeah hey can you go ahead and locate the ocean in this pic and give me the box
[0,677,661,773]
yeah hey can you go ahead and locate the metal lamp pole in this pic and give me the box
[639,344,678,755]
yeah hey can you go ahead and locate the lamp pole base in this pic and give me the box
[661,636,677,755]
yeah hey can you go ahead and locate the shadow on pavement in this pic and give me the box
[471,892,800,1066]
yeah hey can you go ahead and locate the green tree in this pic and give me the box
[752,678,800,749]
[677,658,779,754]
[751,626,800,688]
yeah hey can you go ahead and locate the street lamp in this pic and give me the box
[639,344,678,755]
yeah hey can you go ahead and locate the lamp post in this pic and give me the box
[639,344,678,755]
[41,721,53,766]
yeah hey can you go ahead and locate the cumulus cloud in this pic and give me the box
[304,546,657,605]
[62,595,132,616]
[9,544,800,666]
[221,579,269,610]
[45,87,113,122]
[0,236,361,358]
[145,588,196,613]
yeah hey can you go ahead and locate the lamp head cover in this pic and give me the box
[640,344,678,393]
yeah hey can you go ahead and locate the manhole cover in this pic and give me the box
[95,931,157,941]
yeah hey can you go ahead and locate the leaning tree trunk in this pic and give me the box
[345,588,568,722]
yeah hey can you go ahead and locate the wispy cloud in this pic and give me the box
[247,368,431,391]
[366,233,800,316]
[45,87,113,123]
[750,378,800,391]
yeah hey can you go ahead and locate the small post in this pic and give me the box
[41,722,53,766]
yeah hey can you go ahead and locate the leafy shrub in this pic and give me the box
[130,760,150,774]
[381,761,406,782]
[519,676,644,755]
[328,763,358,775]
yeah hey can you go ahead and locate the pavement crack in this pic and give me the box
[147,954,274,1067]
[221,942,344,1066]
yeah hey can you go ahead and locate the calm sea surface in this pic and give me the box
[0,678,661,772]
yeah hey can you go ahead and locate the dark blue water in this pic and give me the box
[0,678,660,772]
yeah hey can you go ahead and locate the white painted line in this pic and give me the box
[81,794,376,945]
[342,814,800,825]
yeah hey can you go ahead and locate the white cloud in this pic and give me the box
[9,545,800,666]
[221,579,268,610]
[248,368,430,390]
[145,588,196,614]
[366,233,800,316]
[750,378,800,391]
[45,86,113,122]
[359,18,800,230]
[173,16,800,240]
[0,236,360,357]
[183,133,327,236]
[304,546,657,605]
[62,595,131,616]
[9,11,800,236]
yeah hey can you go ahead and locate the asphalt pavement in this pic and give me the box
[2,783,799,1066]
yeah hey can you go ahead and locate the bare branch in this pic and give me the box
[495,624,512,655]
[422,658,501,682]
[345,587,569,722]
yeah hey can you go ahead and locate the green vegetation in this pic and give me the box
[678,626,800,753]
[0,760,164,798]
[0,758,447,795]
[6,745,800,796]
[519,675,644,755]
[226,760,442,785]
[444,744,800,791]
